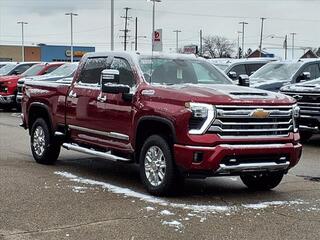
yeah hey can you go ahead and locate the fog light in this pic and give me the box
[193,152,203,163]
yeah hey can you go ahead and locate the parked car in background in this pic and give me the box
[0,62,37,77]
[21,52,301,196]
[250,59,320,91]
[281,78,320,142]
[0,62,63,110]
[17,63,78,104]
[0,62,17,69]
[208,58,276,81]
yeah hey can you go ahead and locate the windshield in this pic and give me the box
[250,62,302,81]
[21,64,44,77]
[139,57,232,85]
[0,63,16,76]
[49,63,78,77]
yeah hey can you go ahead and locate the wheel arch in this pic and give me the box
[28,102,54,135]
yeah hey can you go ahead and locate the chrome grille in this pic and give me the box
[283,92,320,117]
[208,105,294,138]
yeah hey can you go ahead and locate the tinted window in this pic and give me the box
[246,63,265,75]
[300,64,320,80]
[229,64,246,77]
[43,65,60,75]
[79,58,108,84]
[110,58,135,87]
[13,64,32,75]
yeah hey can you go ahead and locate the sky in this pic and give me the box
[1,0,320,59]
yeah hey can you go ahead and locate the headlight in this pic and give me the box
[185,102,216,135]
[292,104,300,133]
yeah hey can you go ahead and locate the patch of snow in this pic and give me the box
[162,220,184,231]
[160,210,174,216]
[242,200,304,210]
[54,171,233,214]
[145,206,155,212]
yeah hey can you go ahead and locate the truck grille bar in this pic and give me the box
[208,105,294,138]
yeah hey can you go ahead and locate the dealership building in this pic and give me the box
[0,44,95,62]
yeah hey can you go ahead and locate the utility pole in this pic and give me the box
[259,17,266,57]
[199,29,203,56]
[111,0,114,50]
[237,31,242,59]
[65,12,78,62]
[135,17,138,51]
[239,21,248,58]
[284,34,288,60]
[17,21,28,62]
[291,32,297,59]
[173,30,182,53]
[120,7,131,51]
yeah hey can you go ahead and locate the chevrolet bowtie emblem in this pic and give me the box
[251,109,270,118]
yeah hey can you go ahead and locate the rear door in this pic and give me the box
[294,63,320,83]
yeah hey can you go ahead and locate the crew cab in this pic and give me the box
[21,52,302,196]
[0,62,62,110]
[250,59,320,91]
[16,62,77,104]
[281,78,320,142]
[0,62,37,76]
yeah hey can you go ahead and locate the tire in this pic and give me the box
[240,172,284,191]
[139,135,183,196]
[30,118,61,165]
[300,132,313,143]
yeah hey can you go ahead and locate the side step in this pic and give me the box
[62,143,131,162]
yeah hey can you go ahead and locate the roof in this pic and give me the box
[208,57,276,65]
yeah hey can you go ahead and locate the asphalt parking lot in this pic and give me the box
[0,110,319,240]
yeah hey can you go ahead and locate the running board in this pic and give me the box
[62,143,131,162]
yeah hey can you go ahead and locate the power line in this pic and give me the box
[120,7,131,51]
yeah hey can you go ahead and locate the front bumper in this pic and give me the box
[0,95,15,105]
[299,115,320,133]
[174,142,302,176]
[16,93,22,103]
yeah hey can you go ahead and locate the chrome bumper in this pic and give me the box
[216,161,290,175]
[0,95,15,104]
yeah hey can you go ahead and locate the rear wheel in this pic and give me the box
[30,118,60,165]
[139,135,183,196]
[240,172,284,191]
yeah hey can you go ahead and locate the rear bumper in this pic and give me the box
[174,142,302,176]
[0,95,15,105]
[16,93,22,103]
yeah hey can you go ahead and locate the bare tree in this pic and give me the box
[203,35,235,58]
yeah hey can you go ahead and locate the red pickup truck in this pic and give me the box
[21,52,302,196]
[0,62,62,110]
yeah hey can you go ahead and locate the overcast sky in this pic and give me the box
[1,0,320,58]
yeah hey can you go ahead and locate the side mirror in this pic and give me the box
[238,74,250,87]
[299,72,311,82]
[228,71,237,80]
[100,69,130,94]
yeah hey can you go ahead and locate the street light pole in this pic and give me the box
[111,0,114,51]
[291,32,297,59]
[259,17,266,57]
[148,0,161,51]
[239,21,248,58]
[65,12,78,63]
[17,21,28,62]
[173,30,181,53]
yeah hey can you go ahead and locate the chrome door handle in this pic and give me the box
[97,94,107,103]
[69,91,77,98]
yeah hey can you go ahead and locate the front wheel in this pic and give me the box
[139,135,183,196]
[240,172,284,191]
[31,118,60,165]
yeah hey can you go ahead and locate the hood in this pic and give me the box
[250,78,291,92]
[0,75,21,83]
[281,79,320,93]
[147,84,295,106]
